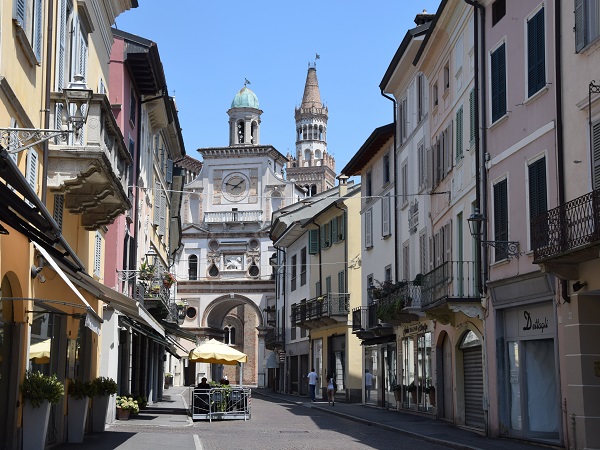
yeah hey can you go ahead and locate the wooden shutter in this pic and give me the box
[56,0,67,90]
[338,271,344,294]
[469,88,476,145]
[326,276,331,294]
[26,148,38,194]
[159,190,166,236]
[365,209,373,248]
[309,229,319,254]
[444,220,452,264]
[491,44,506,123]
[445,121,453,175]
[33,0,43,61]
[338,215,345,241]
[456,107,463,160]
[528,157,547,219]
[166,159,173,183]
[575,0,585,52]
[14,0,26,24]
[332,217,338,244]
[94,231,102,276]
[153,181,161,226]
[494,180,509,259]
[527,8,545,97]
[53,194,64,231]
[593,122,600,190]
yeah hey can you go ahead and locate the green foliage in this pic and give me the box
[20,371,64,408]
[116,396,139,413]
[92,376,118,396]
[68,379,96,399]
[375,295,405,320]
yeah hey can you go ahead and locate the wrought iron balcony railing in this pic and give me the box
[420,261,479,309]
[352,303,380,332]
[291,293,350,327]
[265,328,284,350]
[531,189,600,262]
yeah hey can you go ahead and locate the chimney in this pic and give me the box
[415,9,435,26]
[337,174,349,197]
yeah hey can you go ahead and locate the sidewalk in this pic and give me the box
[252,388,561,450]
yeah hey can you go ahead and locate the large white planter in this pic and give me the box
[22,400,51,450]
[91,395,110,432]
[68,396,89,443]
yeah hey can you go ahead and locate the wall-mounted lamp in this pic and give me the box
[467,208,520,258]
[573,281,587,292]
[31,253,46,282]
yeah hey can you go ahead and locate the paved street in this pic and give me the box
[53,386,546,450]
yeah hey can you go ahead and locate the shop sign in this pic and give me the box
[403,322,428,336]
[278,351,286,363]
[518,306,554,337]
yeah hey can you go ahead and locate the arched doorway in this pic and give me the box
[437,331,454,421]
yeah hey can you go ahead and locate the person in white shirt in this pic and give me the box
[307,368,318,402]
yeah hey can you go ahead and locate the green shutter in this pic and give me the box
[491,44,507,122]
[494,180,509,260]
[575,0,585,52]
[529,157,547,219]
[320,225,326,249]
[339,215,345,240]
[332,218,338,244]
[593,122,600,190]
[338,271,344,293]
[528,8,545,97]
[456,106,463,160]
[309,229,319,254]
[469,88,476,145]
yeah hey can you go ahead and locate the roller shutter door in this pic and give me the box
[463,345,484,428]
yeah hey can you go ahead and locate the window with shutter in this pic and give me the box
[494,179,509,260]
[320,224,327,249]
[403,242,410,281]
[491,44,507,123]
[166,159,174,183]
[338,271,344,294]
[593,122,600,190]
[309,229,319,254]
[419,231,427,275]
[159,190,166,236]
[300,247,307,286]
[528,157,548,248]
[575,0,600,52]
[316,281,321,297]
[383,153,390,184]
[527,7,546,97]
[153,182,161,226]
[13,0,43,64]
[25,148,38,194]
[401,162,408,207]
[456,106,464,160]
[338,215,345,241]
[365,209,373,248]
[382,194,390,237]
[418,141,426,189]
[326,276,331,294]
[291,254,297,291]
[444,221,452,264]
[445,121,453,175]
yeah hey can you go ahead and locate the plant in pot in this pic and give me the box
[115,396,139,420]
[20,370,64,450]
[67,379,96,443]
[90,376,117,432]
[392,384,402,402]
[138,261,155,281]
[162,272,176,288]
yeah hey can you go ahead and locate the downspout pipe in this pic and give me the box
[464,0,487,293]
[380,90,398,283]
[554,0,568,303]
[274,244,286,393]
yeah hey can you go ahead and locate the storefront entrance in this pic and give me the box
[400,322,433,412]
[364,340,397,408]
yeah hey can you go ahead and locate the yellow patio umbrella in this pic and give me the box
[188,339,247,364]
[189,339,247,386]
[30,339,51,364]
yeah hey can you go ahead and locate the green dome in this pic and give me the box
[231,86,259,109]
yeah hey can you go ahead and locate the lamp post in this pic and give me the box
[467,208,520,258]
[0,74,93,154]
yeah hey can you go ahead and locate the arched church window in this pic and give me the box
[251,121,258,144]
[319,127,323,140]
[188,254,198,280]
[315,149,322,159]
[237,121,244,144]
[248,261,259,277]
[304,149,311,162]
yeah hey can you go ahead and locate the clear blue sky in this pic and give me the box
[116,1,441,172]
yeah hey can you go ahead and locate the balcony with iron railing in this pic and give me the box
[419,261,481,323]
[531,189,600,278]
[265,327,284,350]
[47,93,132,230]
[291,293,350,329]
[204,210,263,224]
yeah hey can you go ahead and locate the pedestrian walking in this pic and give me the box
[327,373,335,406]
[307,368,318,402]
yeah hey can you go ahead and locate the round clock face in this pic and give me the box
[223,173,248,201]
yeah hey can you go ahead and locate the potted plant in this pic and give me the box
[138,261,155,281]
[67,379,96,443]
[115,396,139,420]
[20,370,64,450]
[90,376,117,432]
[162,272,176,288]
[408,381,422,404]
[426,385,436,406]
[164,372,173,389]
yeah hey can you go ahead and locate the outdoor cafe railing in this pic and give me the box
[190,387,251,421]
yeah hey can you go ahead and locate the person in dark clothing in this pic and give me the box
[197,377,211,389]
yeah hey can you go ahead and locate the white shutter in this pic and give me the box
[166,158,173,183]
[365,208,373,248]
[14,0,26,25]
[159,190,166,236]
[445,220,452,263]
[25,148,38,193]
[153,182,161,226]
[575,0,585,52]
[382,194,390,236]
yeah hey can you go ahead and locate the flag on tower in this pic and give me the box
[244,78,251,86]
[315,53,320,60]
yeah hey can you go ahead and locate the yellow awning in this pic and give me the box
[188,339,247,365]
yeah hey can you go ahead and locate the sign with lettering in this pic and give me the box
[403,322,429,336]
[517,305,554,337]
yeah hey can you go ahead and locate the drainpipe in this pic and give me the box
[274,244,286,393]
[42,0,55,204]
[554,0,568,304]
[380,90,398,283]
[463,0,487,294]
[464,0,490,438]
